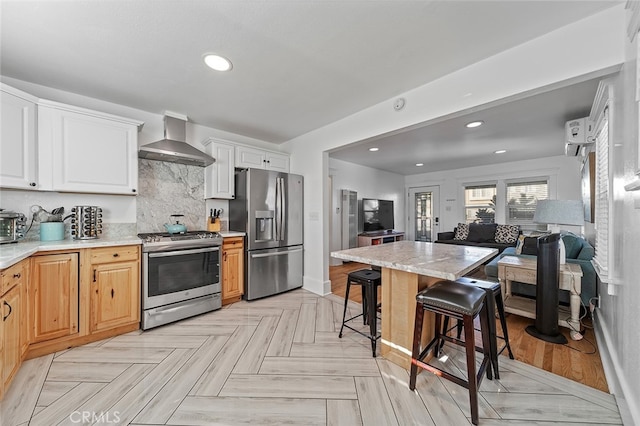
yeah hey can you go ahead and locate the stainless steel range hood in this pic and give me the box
[138,114,215,167]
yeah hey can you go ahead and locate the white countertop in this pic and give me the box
[331,240,497,281]
[219,231,246,238]
[0,236,142,269]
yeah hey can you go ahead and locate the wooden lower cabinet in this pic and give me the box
[30,253,79,343]
[1,245,141,400]
[90,259,139,332]
[2,283,21,394]
[0,256,30,399]
[222,236,244,305]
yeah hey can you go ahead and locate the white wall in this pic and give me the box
[593,20,640,425]
[405,155,583,234]
[283,6,626,298]
[328,158,405,266]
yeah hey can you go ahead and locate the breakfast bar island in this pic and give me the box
[331,241,497,369]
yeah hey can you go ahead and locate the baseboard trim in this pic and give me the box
[303,275,332,296]
[593,309,638,425]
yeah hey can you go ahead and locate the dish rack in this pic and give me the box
[70,206,102,240]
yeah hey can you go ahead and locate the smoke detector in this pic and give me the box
[393,98,406,111]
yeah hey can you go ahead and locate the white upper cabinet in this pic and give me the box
[203,138,235,199]
[38,100,143,195]
[235,145,289,172]
[0,84,38,190]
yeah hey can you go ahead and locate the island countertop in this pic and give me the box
[331,240,497,281]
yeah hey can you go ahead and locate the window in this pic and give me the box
[506,180,548,231]
[593,107,610,281]
[464,184,496,223]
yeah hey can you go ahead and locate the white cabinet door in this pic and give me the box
[204,139,235,199]
[38,102,142,195]
[235,145,266,169]
[0,85,38,190]
[235,145,290,172]
[265,152,290,172]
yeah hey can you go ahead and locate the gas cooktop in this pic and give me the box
[138,231,223,252]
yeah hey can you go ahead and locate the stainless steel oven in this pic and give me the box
[139,231,222,330]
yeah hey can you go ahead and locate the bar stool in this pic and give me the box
[338,268,381,357]
[441,277,515,379]
[409,280,492,425]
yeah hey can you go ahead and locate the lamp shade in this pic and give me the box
[533,200,584,226]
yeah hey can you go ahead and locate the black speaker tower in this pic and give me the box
[525,233,567,344]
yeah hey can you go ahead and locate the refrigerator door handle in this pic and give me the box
[280,177,286,241]
[250,247,303,258]
[275,177,281,241]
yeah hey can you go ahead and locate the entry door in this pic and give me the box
[408,186,440,242]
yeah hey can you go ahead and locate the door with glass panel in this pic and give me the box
[408,186,440,242]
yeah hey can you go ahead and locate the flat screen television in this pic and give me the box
[361,198,394,233]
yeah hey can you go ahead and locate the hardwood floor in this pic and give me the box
[330,262,610,393]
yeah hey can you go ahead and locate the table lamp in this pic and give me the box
[533,200,584,264]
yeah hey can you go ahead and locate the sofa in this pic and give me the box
[436,222,520,254]
[484,233,596,307]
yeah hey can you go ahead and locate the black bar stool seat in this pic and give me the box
[450,277,515,379]
[338,268,381,357]
[409,280,492,426]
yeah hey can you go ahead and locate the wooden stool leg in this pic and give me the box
[409,302,425,391]
[463,313,480,426]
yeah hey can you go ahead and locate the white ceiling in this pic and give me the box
[0,1,620,172]
[329,76,605,175]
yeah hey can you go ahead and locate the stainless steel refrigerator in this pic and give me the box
[229,169,304,300]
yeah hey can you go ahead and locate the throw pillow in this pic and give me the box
[495,224,520,244]
[515,235,538,255]
[467,223,498,243]
[453,223,469,240]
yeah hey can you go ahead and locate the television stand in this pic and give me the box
[358,231,405,247]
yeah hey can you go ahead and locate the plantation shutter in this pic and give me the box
[592,107,610,281]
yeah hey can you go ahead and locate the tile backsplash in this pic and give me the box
[136,159,206,233]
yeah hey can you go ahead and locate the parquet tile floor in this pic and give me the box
[1,288,622,425]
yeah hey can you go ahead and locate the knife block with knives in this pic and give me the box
[208,208,222,232]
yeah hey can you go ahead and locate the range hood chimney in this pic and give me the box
[138,113,215,167]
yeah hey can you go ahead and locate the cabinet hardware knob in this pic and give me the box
[132,189,137,193]
[113,253,119,257]
[3,300,12,321]
[13,273,21,278]
[111,288,115,298]
[93,269,96,282]
[29,182,36,187]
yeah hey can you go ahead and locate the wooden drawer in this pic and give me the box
[223,236,244,249]
[2,261,25,294]
[505,268,536,284]
[90,245,140,264]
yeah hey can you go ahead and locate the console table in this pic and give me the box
[497,256,583,340]
[358,231,404,247]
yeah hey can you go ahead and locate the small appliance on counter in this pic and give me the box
[0,209,27,244]
[70,206,102,240]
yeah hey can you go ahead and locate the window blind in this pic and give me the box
[593,108,610,281]
[506,180,548,231]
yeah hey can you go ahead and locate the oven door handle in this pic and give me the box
[148,247,220,258]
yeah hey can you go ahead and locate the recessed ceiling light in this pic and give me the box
[203,54,232,71]
[416,163,424,167]
[465,120,484,128]
[369,147,379,152]
[495,149,507,154]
